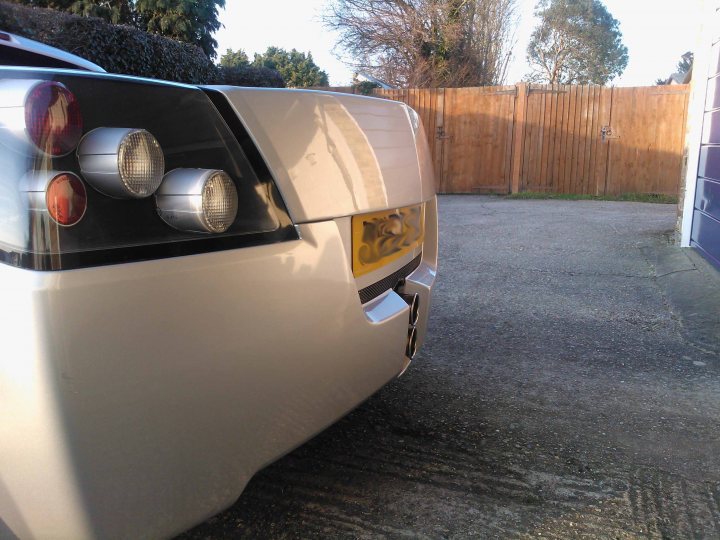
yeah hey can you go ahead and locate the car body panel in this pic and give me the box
[213,87,436,223]
[1,214,437,539]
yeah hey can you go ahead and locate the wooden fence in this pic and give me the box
[374,84,690,195]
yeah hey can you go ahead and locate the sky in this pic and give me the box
[215,0,706,87]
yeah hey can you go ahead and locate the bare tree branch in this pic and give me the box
[324,0,519,88]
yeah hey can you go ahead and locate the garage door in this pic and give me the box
[692,40,720,268]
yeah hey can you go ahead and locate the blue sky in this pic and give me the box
[215,0,705,87]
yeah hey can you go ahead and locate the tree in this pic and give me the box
[677,52,694,75]
[324,0,518,88]
[9,0,224,55]
[69,0,132,24]
[8,0,133,24]
[219,48,249,68]
[526,0,628,85]
[656,51,693,85]
[135,0,225,58]
[252,47,329,87]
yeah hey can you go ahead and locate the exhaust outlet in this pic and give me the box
[406,326,418,359]
[400,293,420,326]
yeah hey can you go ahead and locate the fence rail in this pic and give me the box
[374,84,690,195]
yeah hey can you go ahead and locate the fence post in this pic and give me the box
[510,83,528,193]
[434,88,446,192]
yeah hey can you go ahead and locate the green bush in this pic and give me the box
[353,80,380,95]
[0,2,285,87]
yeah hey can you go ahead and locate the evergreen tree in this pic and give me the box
[135,0,225,58]
[8,0,132,24]
[526,0,628,85]
[219,48,249,68]
[252,47,329,87]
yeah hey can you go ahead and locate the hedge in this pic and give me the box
[216,65,285,88]
[0,2,285,87]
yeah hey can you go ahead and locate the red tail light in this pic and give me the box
[45,173,87,226]
[24,81,82,156]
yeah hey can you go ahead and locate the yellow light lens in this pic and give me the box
[352,204,424,277]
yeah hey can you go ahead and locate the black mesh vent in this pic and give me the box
[358,254,422,304]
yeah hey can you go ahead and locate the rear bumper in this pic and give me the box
[0,202,436,539]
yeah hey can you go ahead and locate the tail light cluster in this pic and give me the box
[0,70,295,270]
[11,80,236,230]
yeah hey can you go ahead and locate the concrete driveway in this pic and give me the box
[181,195,720,539]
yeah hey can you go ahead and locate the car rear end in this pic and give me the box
[0,67,436,539]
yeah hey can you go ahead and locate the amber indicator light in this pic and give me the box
[45,173,87,226]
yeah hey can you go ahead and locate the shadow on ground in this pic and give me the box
[180,196,720,539]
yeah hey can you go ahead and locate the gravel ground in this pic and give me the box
[180,195,720,539]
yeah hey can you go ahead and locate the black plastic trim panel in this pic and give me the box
[358,254,422,304]
[0,75,299,271]
[0,227,299,270]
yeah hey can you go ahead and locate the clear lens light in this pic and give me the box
[118,130,164,197]
[156,169,239,234]
[202,172,238,233]
[77,128,165,199]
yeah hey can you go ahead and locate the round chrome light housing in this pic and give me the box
[77,127,165,198]
[156,169,238,233]
[21,170,88,227]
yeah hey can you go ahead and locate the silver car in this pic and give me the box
[0,35,437,539]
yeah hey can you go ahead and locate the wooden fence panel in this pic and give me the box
[521,84,611,194]
[374,84,689,195]
[442,86,516,192]
[606,86,690,195]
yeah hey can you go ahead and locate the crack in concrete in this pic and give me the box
[655,268,699,278]
[499,265,651,280]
